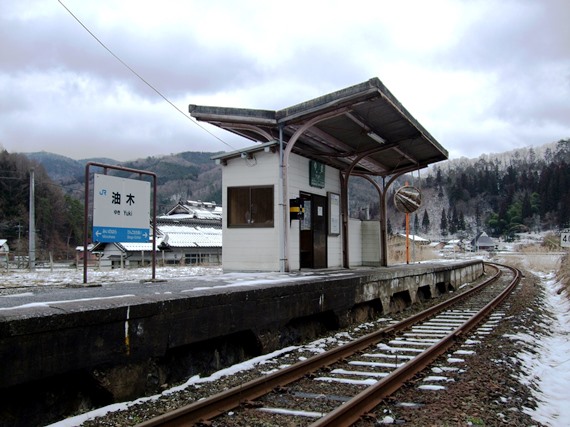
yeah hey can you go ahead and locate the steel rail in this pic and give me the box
[136,264,503,427]
[310,263,522,427]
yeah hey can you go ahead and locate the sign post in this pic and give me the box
[394,185,422,264]
[84,163,157,284]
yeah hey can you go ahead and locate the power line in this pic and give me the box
[57,0,236,151]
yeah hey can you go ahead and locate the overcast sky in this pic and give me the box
[1,0,569,161]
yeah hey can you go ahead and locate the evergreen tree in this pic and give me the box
[458,210,466,231]
[421,209,430,234]
[413,213,420,235]
[449,206,458,234]
[555,138,570,163]
[475,203,482,233]
[521,192,532,222]
[440,208,448,237]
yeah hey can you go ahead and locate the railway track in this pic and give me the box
[137,262,522,427]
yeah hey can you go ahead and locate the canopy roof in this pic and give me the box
[190,78,448,177]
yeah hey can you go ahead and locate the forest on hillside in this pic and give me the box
[0,151,83,260]
[432,138,569,239]
[0,139,568,260]
[376,139,570,241]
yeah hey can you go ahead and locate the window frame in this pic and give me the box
[227,185,275,228]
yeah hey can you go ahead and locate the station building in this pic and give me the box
[190,78,448,272]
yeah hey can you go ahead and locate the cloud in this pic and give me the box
[0,0,569,161]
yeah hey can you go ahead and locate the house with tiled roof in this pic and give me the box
[91,241,159,269]
[0,239,9,254]
[471,232,497,251]
[156,223,221,266]
[91,200,222,268]
[164,200,222,223]
[0,239,9,266]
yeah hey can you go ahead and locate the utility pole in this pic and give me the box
[29,168,35,271]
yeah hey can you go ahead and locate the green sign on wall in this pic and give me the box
[309,160,325,188]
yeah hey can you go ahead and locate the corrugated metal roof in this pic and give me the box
[191,77,448,177]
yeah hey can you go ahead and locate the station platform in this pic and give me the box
[0,260,484,403]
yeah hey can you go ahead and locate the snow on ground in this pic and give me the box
[508,271,570,427]
[0,265,223,288]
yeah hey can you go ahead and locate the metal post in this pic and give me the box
[29,168,35,271]
[404,181,409,264]
[379,187,388,267]
[278,126,285,273]
[405,212,410,264]
[83,164,92,283]
[341,172,350,268]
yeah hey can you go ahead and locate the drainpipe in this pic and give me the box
[279,126,286,272]
[379,177,388,266]
[341,172,350,268]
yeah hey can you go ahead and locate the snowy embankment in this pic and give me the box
[508,271,570,426]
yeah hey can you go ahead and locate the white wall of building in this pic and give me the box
[220,149,345,271]
[221,150,281,271]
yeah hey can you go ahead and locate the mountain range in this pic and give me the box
[22,139,570,240]
[24,151,224,214]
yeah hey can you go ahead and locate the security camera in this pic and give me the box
[240,152,248,159]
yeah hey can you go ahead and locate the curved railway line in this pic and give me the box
[137,262,522,427]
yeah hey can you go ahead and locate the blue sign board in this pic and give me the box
[92,226,150,243]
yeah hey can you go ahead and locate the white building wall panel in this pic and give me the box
[288,219,300,271]
[348,219,362,267]
[361,220,381,266]
[222,228,280,271]
[220,150,355,271]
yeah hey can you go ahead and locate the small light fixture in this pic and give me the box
[367,131,386,144]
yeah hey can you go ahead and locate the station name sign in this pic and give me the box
[310,160,325,188]
[93,174,150,243]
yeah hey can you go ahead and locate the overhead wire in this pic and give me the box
[57,0,236,151]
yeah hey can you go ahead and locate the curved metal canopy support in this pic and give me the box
[280,107,351,271]
[351,172,405,266]
[340,143,415,266]
[219,123,275,142]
